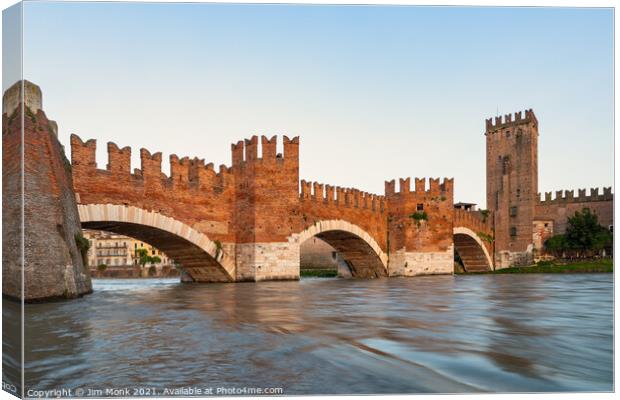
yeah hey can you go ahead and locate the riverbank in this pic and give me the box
[461,259,613,274]
[300,269,338,277]
[90,266,180,279]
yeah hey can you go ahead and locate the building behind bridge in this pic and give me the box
[83,229,173,268]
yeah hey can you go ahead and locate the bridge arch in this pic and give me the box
[78,204,235,282]
[293,220,388,278]
[453,226,493,272]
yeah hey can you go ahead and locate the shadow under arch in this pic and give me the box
[453,226,493,272]
[293,220,388,278]
[78,204,235,282]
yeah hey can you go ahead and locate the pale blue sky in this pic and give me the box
[8,2,615,206]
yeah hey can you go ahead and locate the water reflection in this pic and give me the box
[13,274,613,394]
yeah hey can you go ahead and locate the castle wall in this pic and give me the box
[3,81,92,301]
[533,188,613,251]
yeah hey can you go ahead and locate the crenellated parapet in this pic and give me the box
[231,135,299,168]
[538,187,613,205]
[453,208,493,235]
[299,179,385,212]
[106,142,131,174]
[70,134,234,195]
[485,108,537,132]
[70,134,97,170]
[384,177,453,198]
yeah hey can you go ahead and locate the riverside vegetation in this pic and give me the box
[457,259,613,275]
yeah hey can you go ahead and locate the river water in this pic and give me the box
[4,274,614,395]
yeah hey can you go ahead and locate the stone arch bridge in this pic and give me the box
[71,134,494,282]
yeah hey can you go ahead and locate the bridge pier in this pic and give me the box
[235,241,300,281]
[388,247,454,276]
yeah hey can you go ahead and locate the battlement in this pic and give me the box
[485,109,537,132]
[70,134,233,191]
[384,177,454,197]
[453,208,493,232]
[538,187,613,205]
[299,180,385,212]
[231,135,299,166]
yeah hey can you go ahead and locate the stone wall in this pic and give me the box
[2,81,92,301]
[235,241,300,281]
[388,246,454,276]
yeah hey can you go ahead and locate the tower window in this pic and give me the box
[516,189,521,198]
[510,226,517,237]
[417,204,424,211]
[510,206,517,217]
[502,156,510,175]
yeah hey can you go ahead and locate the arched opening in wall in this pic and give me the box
[298,224,388,279]
[453,229,493,272]
[81,222,233,283]
[300,237,344,278]
[81,228,180,279]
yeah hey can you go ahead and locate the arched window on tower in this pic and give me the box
[502,156,510,175]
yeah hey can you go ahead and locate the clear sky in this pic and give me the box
[10,2,614,206]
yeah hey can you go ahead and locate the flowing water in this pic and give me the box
[3,274,614,396]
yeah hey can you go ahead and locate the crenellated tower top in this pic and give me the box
[485,109,537,133]
[231,135,299,167]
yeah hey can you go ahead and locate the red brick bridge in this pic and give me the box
[71,134,494,282]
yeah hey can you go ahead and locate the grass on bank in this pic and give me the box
[300,269,338,278]
[459,259,613,274]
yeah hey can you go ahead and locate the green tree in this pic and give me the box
[565,208,609,255]
[545,208,613,258]
[136,248,149,268]
[544,234,568,257]
[136,248,162,268]
[592,229,613,253]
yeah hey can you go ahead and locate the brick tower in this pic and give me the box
[485,109,538,267]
